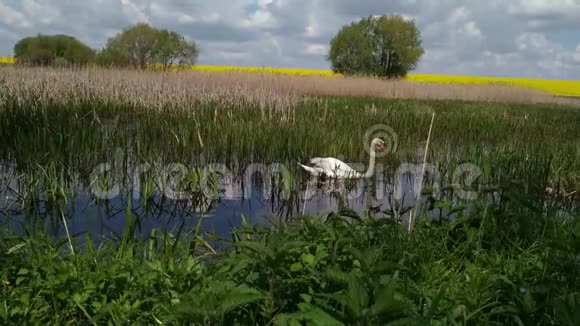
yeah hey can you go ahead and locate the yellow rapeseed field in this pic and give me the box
[191,65,339,77]
[408,74,580,98]
[2,56,579,97]
[0,56,15,64]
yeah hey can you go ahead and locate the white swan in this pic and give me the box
[299,138,386,178]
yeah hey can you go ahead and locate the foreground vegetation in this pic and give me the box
[1,197,580,325]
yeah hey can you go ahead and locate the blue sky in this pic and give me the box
[1,0,580,79]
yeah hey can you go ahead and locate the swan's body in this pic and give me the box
[300,138,386,179]
[299,157,365,178]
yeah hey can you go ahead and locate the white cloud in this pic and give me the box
[508,0,580,16]
[0,0,580,77]
[21,0,61,25]
[508,0,580,30]
[302,43,328,56]
[463,21,483,38]
[119,0,150,24]
[304,15,319,38]
[0,2,31,28]
[516,33,550,51]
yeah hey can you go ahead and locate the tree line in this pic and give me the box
[13,23,198,69]
[13,15,423,78]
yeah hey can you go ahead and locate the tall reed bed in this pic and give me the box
[0,66,572,105]
[0,66,579,192]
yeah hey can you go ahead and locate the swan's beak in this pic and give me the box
[380,144,387,152]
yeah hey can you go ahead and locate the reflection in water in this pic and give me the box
[0,160,488,242]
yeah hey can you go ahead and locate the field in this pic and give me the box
[191,66,580,97]
[0,56,15,64]
[2,56,580,97]
[409,74,580,98]
[0,66,579,324]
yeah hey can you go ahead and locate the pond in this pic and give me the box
[0,158,485,242]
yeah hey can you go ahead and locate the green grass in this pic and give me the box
[1,199,579,325]
[1,93,579,189]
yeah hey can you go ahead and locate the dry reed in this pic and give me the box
[289,75,562,103]
[0,66,573,109]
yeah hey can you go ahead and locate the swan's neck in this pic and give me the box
[363,150,377,178]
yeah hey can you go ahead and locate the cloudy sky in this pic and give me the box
[1,0,580,79]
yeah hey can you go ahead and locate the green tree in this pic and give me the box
[156,30,199,69]
[96,23,198,69]
[13,35,95,66]
[95,38,132,67]
[328,15,424,78]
